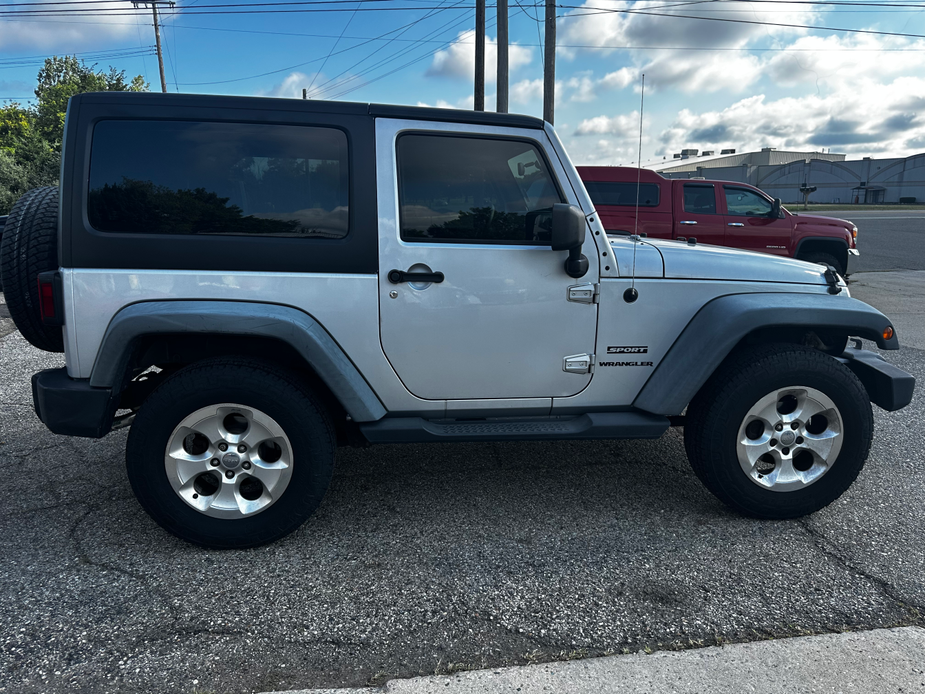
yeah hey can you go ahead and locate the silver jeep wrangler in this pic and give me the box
[0,92,914,548]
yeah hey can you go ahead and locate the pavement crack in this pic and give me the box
[67,503,183,624]
[798,519,925,623]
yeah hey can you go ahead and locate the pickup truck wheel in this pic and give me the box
[801,251,845,276]
[684,344,872,519]
[0,186,64,352]
[126,359,335,548]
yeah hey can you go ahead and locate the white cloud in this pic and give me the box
[0,2,139,50]
[427,30,533,83]
[260,72,326,99]
[558,0,818,59]
[512,78,543,104]
[654,75,925,158]
[575,111,641,136]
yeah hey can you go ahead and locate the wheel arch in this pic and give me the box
[91,300,387,424]
[633,292,899,416]
[794,237,849,264]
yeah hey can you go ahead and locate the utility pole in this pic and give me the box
[133,1,174,93]
[474,0,485,111]
[543,0,556,124]
[496,0,508,113]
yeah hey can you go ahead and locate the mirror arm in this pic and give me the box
[565,247,589,278]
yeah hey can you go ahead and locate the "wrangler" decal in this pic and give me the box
[598,361,654,367]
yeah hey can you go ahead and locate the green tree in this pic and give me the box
[34,55,148,147]
[0,57,148,214]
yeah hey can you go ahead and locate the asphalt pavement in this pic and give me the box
[1,229,923,693]
[822,208,925,272]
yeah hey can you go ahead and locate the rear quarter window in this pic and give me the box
[584,181,660,207]
[87,120,349,238]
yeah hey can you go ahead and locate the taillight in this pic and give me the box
[36,271,63,326]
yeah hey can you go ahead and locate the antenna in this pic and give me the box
[624,73,645,304]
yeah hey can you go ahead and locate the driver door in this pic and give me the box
[377,123,599,401]
[722,185,793,256]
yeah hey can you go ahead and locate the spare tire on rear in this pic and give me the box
[0,186,64,352]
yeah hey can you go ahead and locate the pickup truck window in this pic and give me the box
[683,184,717,214]
[724,187,773,217]
[397,134,563,243]
[88,120,349,238]
[584,181,659,207]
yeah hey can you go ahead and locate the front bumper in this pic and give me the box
[839,347,915,411]
[32,368,116,438]
[845,248,860,276]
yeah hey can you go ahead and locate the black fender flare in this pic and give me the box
[91,300,387,422]
[633,292,899,416]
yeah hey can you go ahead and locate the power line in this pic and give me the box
[558,4,925,39]
[309,0,469,97]
[175,9,464,84]
[305,0,363,95]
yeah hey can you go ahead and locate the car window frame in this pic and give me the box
[395,131,567,246]
[682,183,719,215]
[723,185,774,218]
[86,118,351,240]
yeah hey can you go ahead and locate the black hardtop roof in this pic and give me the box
[71,91,546,129]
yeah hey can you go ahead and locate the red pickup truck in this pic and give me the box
[577,167,859,275]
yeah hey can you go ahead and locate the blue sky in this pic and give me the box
[1,0,924,165]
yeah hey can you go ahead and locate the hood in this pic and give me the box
[791,213,855,230]
[645,238,830,285]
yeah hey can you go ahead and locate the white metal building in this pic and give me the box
[651,148,925,205]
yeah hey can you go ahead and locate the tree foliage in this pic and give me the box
[0,56,148,215]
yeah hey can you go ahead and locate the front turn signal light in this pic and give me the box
[883,326,894,341]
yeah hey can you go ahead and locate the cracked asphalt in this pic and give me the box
[2,313,922,693]
[1,216,923,694]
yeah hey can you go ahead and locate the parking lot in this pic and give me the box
[1,211,922,694]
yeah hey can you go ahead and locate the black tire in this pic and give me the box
[126,358,335,549]
[801,251,846,277]
[684,344,873,519]
[0,186,63,352]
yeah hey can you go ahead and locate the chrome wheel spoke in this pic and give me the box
[170,455,213,485]
[792,393,827,423]
[801,430,839,459]
[189,416,225,446]
[739,436,773,467]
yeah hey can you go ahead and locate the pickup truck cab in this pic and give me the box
[578,166,860,275]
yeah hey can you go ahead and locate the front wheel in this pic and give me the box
[126,359,335,548]
[684,344,873,519]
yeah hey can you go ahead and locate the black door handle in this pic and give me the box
[388,269,445,284]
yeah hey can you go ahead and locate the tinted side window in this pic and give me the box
[724,187,772,217]
[683,184,716,214]
[398,134,563,243]
[88,120,349,238]
[584,181,659,207]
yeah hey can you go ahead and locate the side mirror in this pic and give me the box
[770,198,782,219]
[550,203,588,278]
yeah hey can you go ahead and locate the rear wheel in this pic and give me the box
[685,344,872,519]
[126,359,335,548]
[0,186,63,352]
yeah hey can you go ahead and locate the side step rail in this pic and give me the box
[359,411,669,444]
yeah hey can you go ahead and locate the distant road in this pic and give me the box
[806,209,925,272]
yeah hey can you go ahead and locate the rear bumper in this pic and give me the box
[845,248,860,276]
[839,347,915,411]
[32,368,115,438]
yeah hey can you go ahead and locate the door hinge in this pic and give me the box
[567,283,600,304]
[563,353,595,374]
